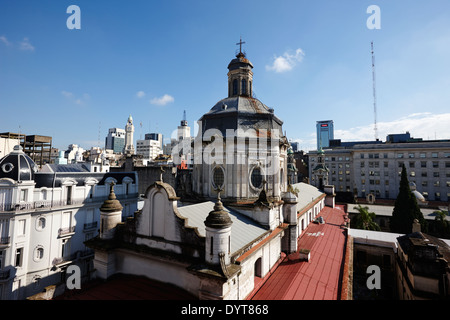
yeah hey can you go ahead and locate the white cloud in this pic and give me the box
[136,91,146,98]
[19,37,34,51]
[0,35,11,46]
[150,94,174,106]
[334,113,450,142]
[62,91,90,106]
[266,48,305,73]
[61,90,74,98]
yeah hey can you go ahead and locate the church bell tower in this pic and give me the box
[227,38,253,97]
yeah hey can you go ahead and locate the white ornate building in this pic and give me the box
[85,48,335,300]
[192,48,289,203]
[0,145,138,299]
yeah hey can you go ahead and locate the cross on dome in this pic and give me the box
[236,37,246,56]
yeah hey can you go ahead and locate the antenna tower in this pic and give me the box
[371,41,378,141]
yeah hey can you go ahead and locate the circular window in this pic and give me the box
[1,162,14,173]
[250,167,263,189]
[34,246,44,262]
[212,167,224,189]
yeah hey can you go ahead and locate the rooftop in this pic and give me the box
[55,273,197,300]
[248,205,348,300]
[177,201,268,255]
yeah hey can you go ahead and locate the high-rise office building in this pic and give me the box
[105,128,125,154]
[316,120,334,149]
[145,133,163,149]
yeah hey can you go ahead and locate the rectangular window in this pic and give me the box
[210,237,214,255]
[408,153,415,158]
[397,153,404,158]
[20,189,27,202]
[433,161,439,168]
[384,162,388,168]
[421,161,427,168]
[15,248,23,267]
[432,152,438,158]
[409,161,415,168]
[18,219,26,236]
[420,153,426,158]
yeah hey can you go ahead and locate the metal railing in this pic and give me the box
[0,237,10,245]
[83,221,98,230]
[0,193,139,213]
[58,226,76,237]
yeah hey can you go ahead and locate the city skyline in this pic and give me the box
[1,1,450,151]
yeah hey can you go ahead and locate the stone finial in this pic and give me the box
[100,182,123,213]
[205,189,232,229]
[159,166,165,182]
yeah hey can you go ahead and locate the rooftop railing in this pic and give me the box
[0,193,139,213]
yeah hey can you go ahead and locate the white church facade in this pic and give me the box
[85,47,335,300]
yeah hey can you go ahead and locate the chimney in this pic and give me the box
[412,219,421,233]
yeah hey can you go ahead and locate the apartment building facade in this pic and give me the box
[0,145,139,299]
[309,139,450,202]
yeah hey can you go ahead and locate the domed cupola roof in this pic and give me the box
[227,51,254,72]
[0,145,38,181]
[198,40,283,137]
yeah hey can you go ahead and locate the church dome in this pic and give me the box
[227,52,254,72]
[0,145,38,181]
[205,96,274,116]
[199,47,283,137]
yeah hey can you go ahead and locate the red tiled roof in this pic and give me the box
[248,205,348,300]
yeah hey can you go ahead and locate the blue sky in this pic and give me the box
[1,0,450,151]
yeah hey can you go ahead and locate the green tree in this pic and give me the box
[352,205,380,231]
[433,210,450,238]
[390,164,427,233]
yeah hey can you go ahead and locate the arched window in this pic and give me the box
[233,79,238,95]
[241,79,247,96]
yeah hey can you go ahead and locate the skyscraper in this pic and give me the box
[105,128,125,154]
[316,120,334,149]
